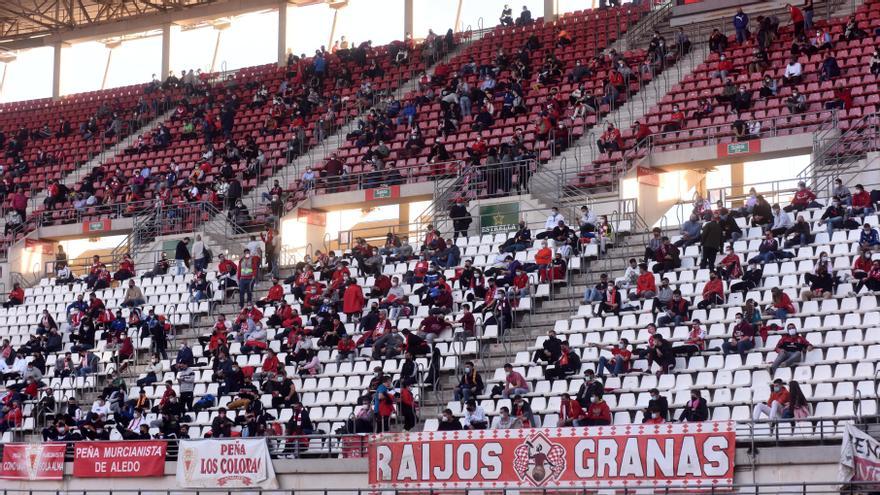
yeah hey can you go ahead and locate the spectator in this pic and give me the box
[501,363,529,398]
[462,399,488,430]
[715,244,743,280]
[2,283,23,308]
[700,216,723,269]
[785,181,822,211]
[678,389,709,422]
[536,207,565,239]
[644,389,670,422]
[632,263,657,300]
[713,55,733,80]
[818,197,848,237]
[769,204,794,236]
[584,392,612,426]
[453,361,483,402]
[722,312,756,360]
[708,29,728,54]
[597,284,622,316]
[374,375,394,432]
[490,406,522,429]
[854,259,880,294]
[674,214,702,248]
[769,323,813,375]
[697,271,724,309]
[861,223,880,250]
[800,263,834,300]
[662,104,685,133]
[731,85,752,114]
[782,57,803,85]
[851,184,874,215]
[753,378,790,423]
[658,290,689,327]
[819,54,840,81]
[438,408,462,431]
[174,237,191,275]
[559,393,585,426]
[733,8,750,44]
[787,2,805,39]
[852,249,874,282]
[533,329,562,363]
[544,341,581,381]
[121,280,145,308]
[785,89,807,114]
[238,248,259,307]
[615,258,639,290]
[594,340,632,378]
[583,273,610,305]
[783,380,812,418]
[596,123,623,155]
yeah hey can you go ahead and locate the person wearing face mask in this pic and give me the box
[860,223,880,250]
[237,248,259,308]
[801,264,834,301]
[731,263,764,294]
[697,272,724,310]
[438,408,463,431]
[453,361,484,402]
[651,237,681,274]
[662,105,685,133]
[657,290,689,327]
[672,320,707,358]
[715,245,742,281]
[854,259,880,294]
[852,249,874,281]
[593,340,631,378]
[785,181,821,213]
[782,215,813,248]
[679,390,709,422]
[545,342,581,381]
[462,399,488,430]
[770,325,813,375]
[533,330,562,364]
[501,221,532,253]
[584,392,612,426]
[753,378,790,423]
[722,312,756,360]
[137,354,161,386]
[536,207,565,239]
[748,231,779,265]
[644,388,670,423]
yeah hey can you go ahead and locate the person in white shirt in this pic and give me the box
[615,258,639,289]
[490,406,522,429]
[90,398,110,417]
[462,399,488,429]
[191,234,207,272]
[537,207,565,239]
[770,204,794,236]
[579,206,597,236]
[783,57,803,85]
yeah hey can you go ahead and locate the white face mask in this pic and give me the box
[788,328,797,335]
[590,397,599,404]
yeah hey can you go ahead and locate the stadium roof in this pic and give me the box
[0,0,331,50]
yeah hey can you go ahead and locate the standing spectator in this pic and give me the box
[733,9,750,44]
[191,235,208,272]
[238,248,259,308]
[787,3,805,39]
[174,237,191,276]
[373,375,394,432]
[700,216,723,269]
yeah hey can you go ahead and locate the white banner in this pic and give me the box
[839,423,880,488]
[176,438,278,488]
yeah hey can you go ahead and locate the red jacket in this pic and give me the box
[773,293,796,313]
[266,284,284,302]
[791,188,816,206]
[262,355,280,374]
[236,307,263,324]
[853,190,871,208]
[342,284,365,314]
[218,259,237,274]
[8,288,23,303]
[636,272,656,295]
[337,339,356,353]
[789,4,804,22]
[587,400,612,423]
[560,399,584,422]
[702,278,724,299]
[854,255,873,273]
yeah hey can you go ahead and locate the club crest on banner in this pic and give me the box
[513,432,566,486]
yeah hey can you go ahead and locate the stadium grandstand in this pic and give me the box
[2,0,880,493]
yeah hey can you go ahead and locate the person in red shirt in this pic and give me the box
[260,349,280,380]
[336,334,357,364]
[595,339,632,378]
[644,405,666,424]
[342,278,365,319]
[534,242,553,268]
[662,104,686,132]
[234,302,263,333]
[631,120,652,146]
[257,277,285,308]
[673,320,707,357]
[697,271,725,309]
[787,3,805,39]
[853,249,873,280]
[512,268,530,298]
[114,254,135,281]
[584,392,612,426]
[855,259,880,293]
[559,393,585,426]
[770,323,813,375]
[2,283,23,308]
[785,181,819,212]
[0,400,23,432]
[712,54,734,80]
[753,378,790,421]
[399,382,417,431]
[633,263,656,299]
[457,304,476,339]
[597,123,622,154]
[826,84,853,111]
[851,184,873,216]
[767,287,796,320]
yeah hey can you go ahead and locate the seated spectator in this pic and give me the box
[715,245,742,280]
[453,361,483,402]
[819,54,840,81]
[753,378,790,423]
[631,263,657,300]
[583,392,612,426]
[712,55,733,80]
[861,223,880,250]
[844,15,866,40]
[818,198,850,236]
[596,285,622,316]
[533,329,562,363]
[657,290,689,327]
[596,123,622,154]
[853,249,875,281]
[438,408,462,431]
[121,280,145,308]
[536,207,565,239]
[784,181,821,212]
[782,57,803,85]
[782,380,812,418]
[854,259,880,294]
[662,104,685,133]
[731,85,752,114]
[490,406,521,429]
[800,264,833,300]
[559,392,585,426]
[2,283,23,308]
[594,340,632,378]
[583,273,610,305]
[870,49,880,76]
[785,89,807,114]
[769,323,812,375]
[678,389,709,422]
[722,312,756,359]
[462,399,488,430]
[851,184,874,216]
[697,271,724,309]
[652,237,681,274]
[708,29,728,53]
[544,341,580,381]
[759,75,778,98]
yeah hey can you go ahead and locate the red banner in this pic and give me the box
[0,443,65,480]
[369,422,735,490]
[73,441,166,478]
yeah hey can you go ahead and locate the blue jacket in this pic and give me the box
[734,13,749,29]
[861,228,880,246]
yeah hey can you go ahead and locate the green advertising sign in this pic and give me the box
[727,142,750,155]
[479,203,520,234]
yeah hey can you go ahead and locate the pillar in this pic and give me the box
[404,0,414,40]
[51,42,61,99]
[730,162,745,206]
[398,202,411,234]
[161,23,171,81]
[277,0,288,66]
[544,0,557,22]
